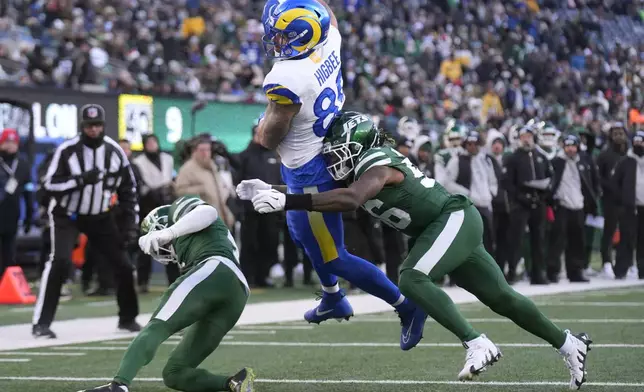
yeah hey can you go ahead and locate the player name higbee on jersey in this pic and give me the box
[313,50,341,86]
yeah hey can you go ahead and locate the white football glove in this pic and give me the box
[138,228,176,255]
[236,179,271,201]
[252,189,286,214]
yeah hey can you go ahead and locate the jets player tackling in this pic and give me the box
[240,0,426,350]
[250,112,592,389]
[79,196,254,392]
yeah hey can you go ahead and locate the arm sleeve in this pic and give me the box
[116,148,140,226]
[170,204,219,238]
[43,145,81,194]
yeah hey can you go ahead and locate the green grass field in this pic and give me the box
[1,287,644,392]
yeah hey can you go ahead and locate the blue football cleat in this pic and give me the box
[304,290,354,324]
[398,304,427,351]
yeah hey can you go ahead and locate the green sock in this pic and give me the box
[114,321,172,385]
[451,247,567,349]
[399,269,480,342]
[483,289,566,348]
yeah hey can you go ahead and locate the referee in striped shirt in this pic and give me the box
[32,104,141,338]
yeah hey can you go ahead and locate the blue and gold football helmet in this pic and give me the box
[261,0,330,59]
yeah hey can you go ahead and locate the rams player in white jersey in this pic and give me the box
[236,0,427,350]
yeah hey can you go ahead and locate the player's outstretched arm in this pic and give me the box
[253,166,402,214]
[257,101,301,150]
[169,204,219,237]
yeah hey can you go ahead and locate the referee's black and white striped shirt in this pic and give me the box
[43,135,139,225]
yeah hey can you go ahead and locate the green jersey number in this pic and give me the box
[363,199,411,230]
[391,149,436,188]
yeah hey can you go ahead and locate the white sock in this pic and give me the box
[558,331,574,354]
[321,284,340,294]
[391,294,406,307]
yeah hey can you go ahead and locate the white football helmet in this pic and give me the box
[140,205,176,265]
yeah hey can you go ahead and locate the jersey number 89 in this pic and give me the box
[313,72,344,137]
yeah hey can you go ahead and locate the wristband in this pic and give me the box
[285,194,313,211]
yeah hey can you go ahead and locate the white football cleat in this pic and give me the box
[599,263,615,279]
[458,334,502,381]
[628,265,639,279]
[559,330,592,390]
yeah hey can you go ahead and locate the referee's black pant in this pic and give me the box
[33,211,139,327]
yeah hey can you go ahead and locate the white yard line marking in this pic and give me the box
[350,318,644,324]
[0,358,30,362]
[237,325,314,330]
[0,376,642,387]
[8,307,35,313]
[53,342,644,349]
[227,330,277,335]
[0,352,86,356]
[534,301,644,307]
[85,301,116,308]
[3,279,643,352]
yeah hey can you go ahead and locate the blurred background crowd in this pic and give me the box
[0,0,643,299]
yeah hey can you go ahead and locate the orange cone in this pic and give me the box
[0,266,36,305]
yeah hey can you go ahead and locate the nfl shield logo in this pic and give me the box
[87,107,98,118]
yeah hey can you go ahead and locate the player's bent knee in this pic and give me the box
[162,363,185,390]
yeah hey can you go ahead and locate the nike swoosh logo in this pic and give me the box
[315,308,334,316]
[402,316,415,344]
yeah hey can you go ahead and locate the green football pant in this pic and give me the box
[399,205,565,348]
[113,257,248,391]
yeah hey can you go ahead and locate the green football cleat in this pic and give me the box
[228,367,256,392]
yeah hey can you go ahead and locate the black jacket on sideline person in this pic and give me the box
[551,152,600,215]
[612,152,642,212]
[0,153,32,234]
[503,147,552,209]
[612,151,644,279]
[596,146,626,204]
[235,140,282,288]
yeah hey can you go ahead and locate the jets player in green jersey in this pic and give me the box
[247,112,592,390]
[78,196,255,392]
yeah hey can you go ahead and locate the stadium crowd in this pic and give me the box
[0,0,644,297]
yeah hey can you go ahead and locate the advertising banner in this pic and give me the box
[152,98,264,153]
[0,87,119,143]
